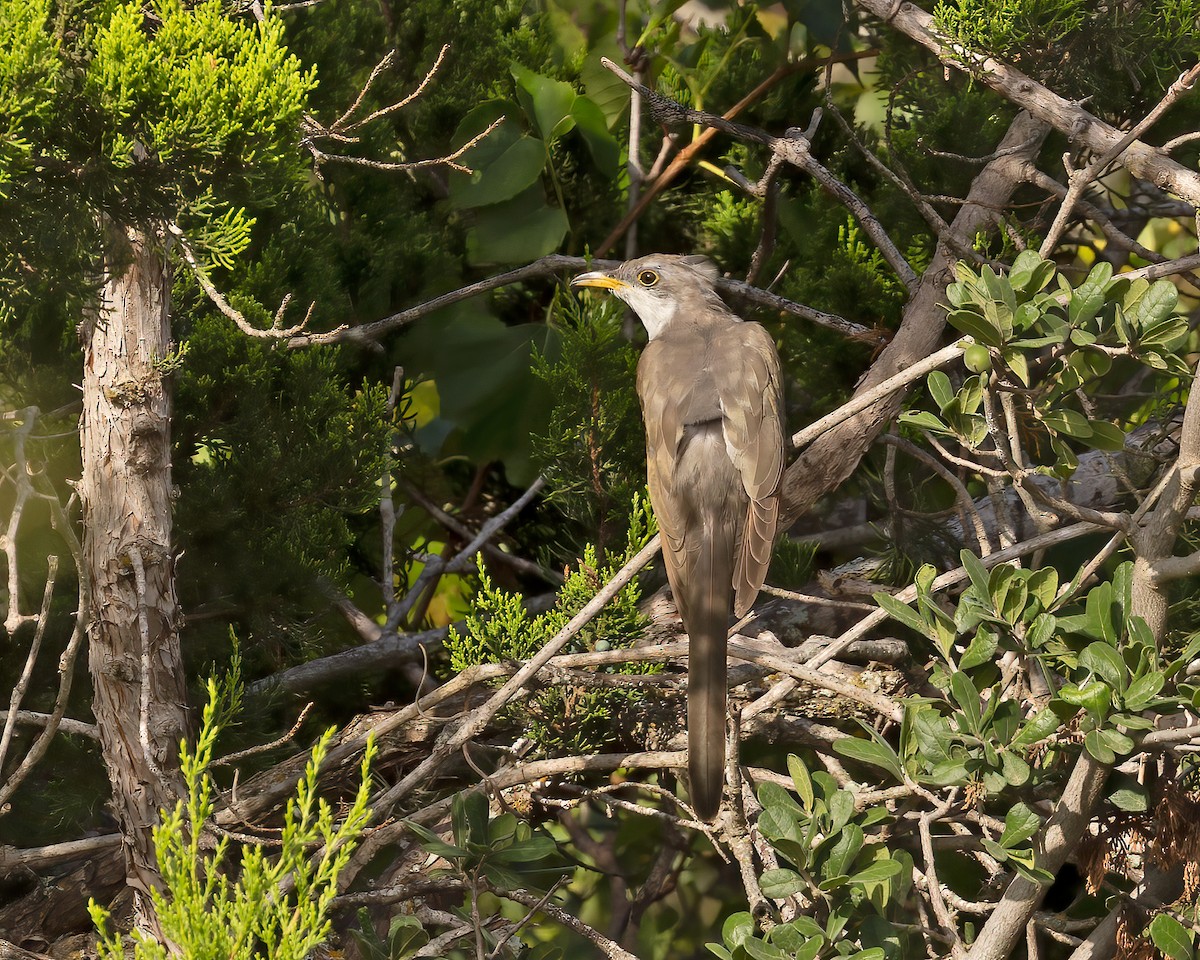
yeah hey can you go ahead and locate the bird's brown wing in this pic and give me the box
[713,321,786,616]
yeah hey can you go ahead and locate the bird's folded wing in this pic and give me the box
[714,322,785,615]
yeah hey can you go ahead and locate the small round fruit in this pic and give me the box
[964,343,992,372]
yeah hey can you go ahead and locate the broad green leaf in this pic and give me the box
[758,780,804,815]
[1098,727,1134,756]
[1083,728,1116,763]
[722,912,755,949]
[1041,408,1092,438]
[788,754,815,812]
[827,791,856,834]
[1012,705,1061,746]
[1148,913,1194,960]
[450,134,547,209]
[950,671,982,734]
[847,950,886,960]
[1001,748,1031,786]
[1059,680,1112,717]
[466,186,568,264]
[791,937,824,960]
[873,592,926,634]
[1108,783,1149,812]
[1084,582,1117,645]
[960,549,991,600]
[1009,251,1056,295]
[760,867,807,899]
[850,859,903,885]
[1080,641,1126,691]
[1068,261,1114,326]
[899,409,951,433]
[1132,280,1180,327]
[1026,613,1058,648]
[488,834,558,863]
[1124,672,1165,711]
[1086,421,1126,451]
[960,627,998,671]
[1027,567,1058,611]
[948,308,1004,347]
[511,63,577,140]
[928,370,954,411]
[571,95,619,172]
[999,802,1041,848]
[835,733,905,783]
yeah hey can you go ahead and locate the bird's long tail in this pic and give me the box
[683,522,733,822]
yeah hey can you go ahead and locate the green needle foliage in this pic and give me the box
[532,289,644,553]
[446,493,658,755]
[89,676,376,959]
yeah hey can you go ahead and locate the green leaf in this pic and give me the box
[928,370,954,411]
[1086,421,1126,451]
[1098,727,1134,756]
[827,791,856,834]
[722,912,755,949]
[948,308,1004,347]
[960,627,998,671]
[950,671,982,734]
[1041,408,1092,438]
[1132,280,1180,327]
[451,133,547,209]
[1124,672,1165,711]
[999,802,1041,848]
[1012,705,1061,746]
[873,592,926,634]
[1059,680,1112,717]
[960,549,991,599]
[1069,261,1114,326]
[788,754,815,812]
[1148,914,1194,960]
[1108,783,1149,812]
[850,859,904,885]
[760,868,807,899]
[1027,568,1059,611]
[1083,728,1116,763]
[1009,250,1056,295]
[835,732,905,783]
[466,186,568,264]
[570,95,619,172]
[899,409,951,432]
[744,938,790,960]
[488,834,558,863]
[1080,642,1127,692]
[404,819,467,860]
[511,63,577,141]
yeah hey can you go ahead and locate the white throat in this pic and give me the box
[624,291,677,340]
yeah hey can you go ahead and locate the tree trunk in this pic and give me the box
[79,221,187,931]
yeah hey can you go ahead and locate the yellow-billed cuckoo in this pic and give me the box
[572,255,785,821]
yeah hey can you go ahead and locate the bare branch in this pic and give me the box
[854,0,1200,206]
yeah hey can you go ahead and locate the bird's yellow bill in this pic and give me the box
[571,271,628,291]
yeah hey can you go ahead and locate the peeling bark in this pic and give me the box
[78,222,187,929]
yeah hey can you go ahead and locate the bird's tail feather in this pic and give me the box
[683,527,733,822]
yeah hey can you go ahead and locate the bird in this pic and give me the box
[571,254,785,821]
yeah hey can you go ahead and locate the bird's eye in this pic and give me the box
[637,270,660,287]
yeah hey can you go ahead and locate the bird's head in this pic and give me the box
[571,254,721,340]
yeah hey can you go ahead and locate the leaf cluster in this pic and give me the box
[710,754,910,960]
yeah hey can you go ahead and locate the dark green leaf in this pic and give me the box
[1084,729,1116,763]
[1086,421,1126,451]
[928,370,954,411]
[1041,408,1092,438]
[950,671,982,734]
[948,308,1003,346]
[835,734,905,783]
[760,868,807,899]
[466,186,568,264]
[999,802,1041,848]
[1013,705,1060,746]
[1124,672,1165,711]
[450,134,547,209]
[1108,784,1149,812]
[960,627,998,671]
[1080,642,1126,691]
[873,592,926,635]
